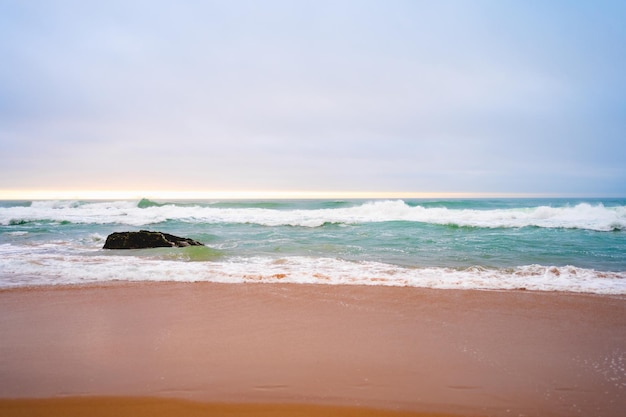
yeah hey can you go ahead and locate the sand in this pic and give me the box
[0,282,624,417]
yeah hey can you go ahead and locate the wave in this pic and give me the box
[137,198,164,208]
[0,252,624,294]
[0,199,624,231]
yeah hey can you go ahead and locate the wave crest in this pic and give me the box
[0,199,624,231]
[137,198,164,208]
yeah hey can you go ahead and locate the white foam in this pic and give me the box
[1,251,624,294]
[1,200,624,231]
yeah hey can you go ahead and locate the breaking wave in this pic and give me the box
[0,199,624,231]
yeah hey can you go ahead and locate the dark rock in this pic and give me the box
[103,230,204,249]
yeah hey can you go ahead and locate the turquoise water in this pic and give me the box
[1,198,625,293]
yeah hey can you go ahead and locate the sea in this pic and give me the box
[1,198,625,294]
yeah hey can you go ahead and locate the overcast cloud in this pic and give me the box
[1,0,625,196]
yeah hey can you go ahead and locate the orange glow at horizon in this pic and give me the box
[0,189,554,200]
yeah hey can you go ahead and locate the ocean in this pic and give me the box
[1,198,625,294]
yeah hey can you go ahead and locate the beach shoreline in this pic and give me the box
[1,282,624,416]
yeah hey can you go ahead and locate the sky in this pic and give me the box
[1,0,625,198]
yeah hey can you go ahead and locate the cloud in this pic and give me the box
[1,0,625,195]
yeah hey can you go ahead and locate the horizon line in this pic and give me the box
[0,189,622,200]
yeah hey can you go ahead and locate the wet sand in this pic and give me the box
[0,397,456,417]
[0,282,624,416]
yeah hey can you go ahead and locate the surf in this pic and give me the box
[1,199,625,231]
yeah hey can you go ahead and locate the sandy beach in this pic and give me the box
[0,282,624,416]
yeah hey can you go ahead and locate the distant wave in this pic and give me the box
[137,198,164,208]
[1,199,625,231]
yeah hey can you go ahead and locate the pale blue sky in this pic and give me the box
[1,0,625,196]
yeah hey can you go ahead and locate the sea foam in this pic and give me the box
[1,200,625,231]
[0,251,624,294]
